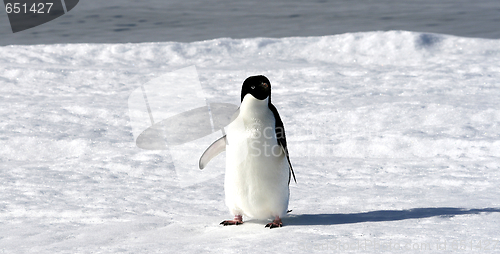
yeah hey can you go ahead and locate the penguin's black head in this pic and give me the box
[241,75,271,102]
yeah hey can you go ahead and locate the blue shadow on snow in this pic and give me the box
[286,207,500,226]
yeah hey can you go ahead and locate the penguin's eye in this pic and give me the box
[250,85,255,89]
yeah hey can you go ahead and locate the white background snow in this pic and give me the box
[1,31,500,253]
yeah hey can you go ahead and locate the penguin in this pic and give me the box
[199,75,296,229]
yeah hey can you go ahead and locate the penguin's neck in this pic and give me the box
[240,95,270,117]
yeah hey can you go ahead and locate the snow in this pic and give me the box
[1,31,500,253]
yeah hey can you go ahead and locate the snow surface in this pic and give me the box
[1,31,500,253]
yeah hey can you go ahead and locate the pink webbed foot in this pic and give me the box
[220,215,243,226]
[265,216,283,229]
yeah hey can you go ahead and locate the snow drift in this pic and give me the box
[1,31,499,253]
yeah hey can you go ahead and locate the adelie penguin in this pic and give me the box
[199,75,296,229]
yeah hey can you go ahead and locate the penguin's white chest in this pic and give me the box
[224,96,289,220]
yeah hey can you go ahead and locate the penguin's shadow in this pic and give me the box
[286,207,500,226]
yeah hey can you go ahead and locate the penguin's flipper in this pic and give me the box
[280,144,296,184]
[199,135,226,169]
[270,103,296,184]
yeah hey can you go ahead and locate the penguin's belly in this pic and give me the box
[224,119,289,220]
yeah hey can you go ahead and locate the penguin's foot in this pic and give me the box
[220,215,243,226]
[265,216,283,229]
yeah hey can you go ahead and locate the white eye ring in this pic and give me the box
[251,85,255,89]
